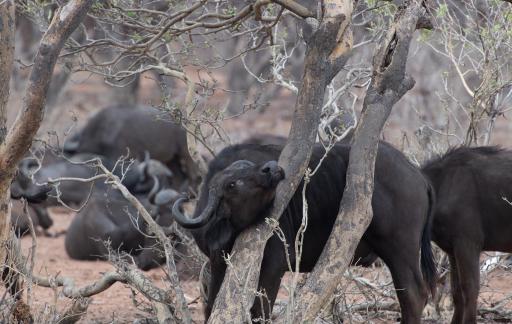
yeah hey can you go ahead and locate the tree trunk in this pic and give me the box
[207,1,355,322]
[287,1,426,321]
[0,0,16,266]
[0,0,94,289]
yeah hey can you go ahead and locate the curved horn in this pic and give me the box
[154,189,180,206]
[20,159,37,175]
[147,175,160,204]
[19,161,30,175]
[143,151,151,174]
[172,188,219,229]
[136,153,151,184]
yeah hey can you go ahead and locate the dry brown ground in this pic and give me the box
[18,210,203,323]
[16,212,512,324]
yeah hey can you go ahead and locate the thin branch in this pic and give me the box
[272,0,315,18]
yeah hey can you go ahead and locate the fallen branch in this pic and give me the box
[8,231,179,321]
[478,292,512,319]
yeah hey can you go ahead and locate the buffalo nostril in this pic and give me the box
[260,161,278,174]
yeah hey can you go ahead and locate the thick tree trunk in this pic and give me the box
[0,0,16,266]
[287,1,426,322]
[207,1,355,323]
[0,0,94,289]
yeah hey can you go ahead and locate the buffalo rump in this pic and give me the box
[422,146,512,324]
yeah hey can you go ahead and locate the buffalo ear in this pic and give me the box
[205,219,234,254]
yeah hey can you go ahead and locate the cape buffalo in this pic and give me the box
[65,189,155,262]
[173,142,437,323]
[422,146,512,324]
[63,104,200,190]
[64,160,181,270]
[134,187,184,270]
[10,200,53,237]
[12,153,148,210]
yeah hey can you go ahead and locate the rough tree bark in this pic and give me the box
[0,0,15,266]
[0,0,94,284]
[287,1,426,322]
[207,1,355,322]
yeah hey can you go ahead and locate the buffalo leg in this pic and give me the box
[448,255,465,324]
[352,240,378,267]
[388,262,428,324]
[31,205,53,229]
[2,264,22,300]
[376,241,428,324]
[250,260,285,322]
[204,255,227,321]
[452,243,480,324]
[250,238,288,322]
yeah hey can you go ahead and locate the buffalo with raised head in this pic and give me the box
[173,142,437,323]
[422,146,512,324]
[63,104,200,191]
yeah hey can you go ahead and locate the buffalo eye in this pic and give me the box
[226,180,244,191]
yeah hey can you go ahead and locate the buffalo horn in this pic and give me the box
[172,188,218,229]
[147,175,160,203]
[20,159,38,176]
[154,189,180,206]
[138,151,151,181]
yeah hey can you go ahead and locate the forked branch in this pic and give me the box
[287,1,426,321]
[207,1,356,323]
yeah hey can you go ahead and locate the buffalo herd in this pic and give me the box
[9,104,512,323]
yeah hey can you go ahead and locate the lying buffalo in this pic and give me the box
[65,160,181,270]
[422,146,512,324]
[10,200,53,237]
[12,153,149,209]
[173,142,437,323]
[64,104,200,190]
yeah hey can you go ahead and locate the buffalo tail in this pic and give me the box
[421,181,438,298]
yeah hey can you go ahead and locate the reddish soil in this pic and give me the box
[18,209,204,323]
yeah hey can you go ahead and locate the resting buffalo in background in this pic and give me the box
[11,152,172,237]
[422,146,512,324]
[173,142,437,323]
[63,104,200,190]
[11,178,53,236]
[12,153,142,209]
[10,200,53,237]
[64,160,182,270]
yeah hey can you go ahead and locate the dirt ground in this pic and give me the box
[17,209,203,323]
[16,211,512,324]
